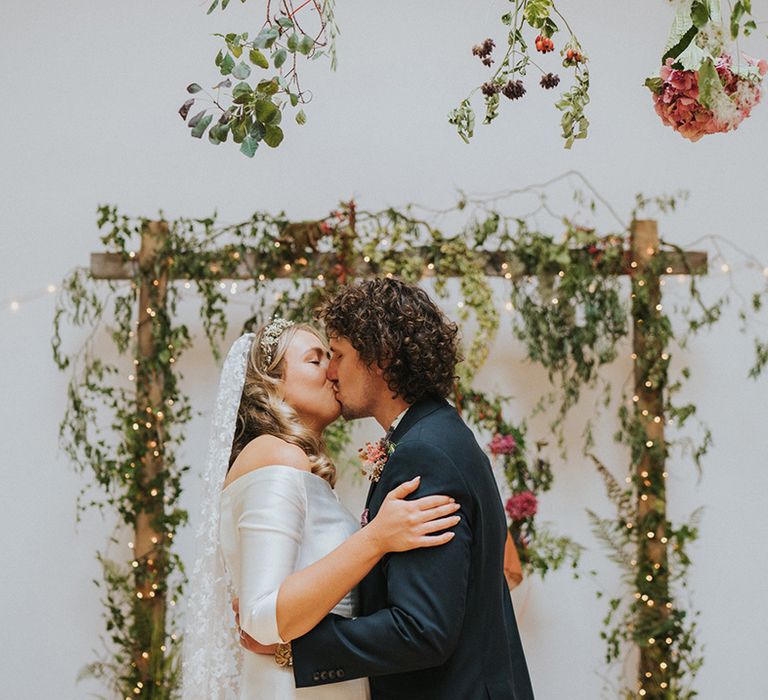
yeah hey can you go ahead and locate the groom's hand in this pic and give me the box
[232,598,278,655]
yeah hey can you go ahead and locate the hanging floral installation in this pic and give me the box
[180,0,338,156]
[449,0,590,149]
[52,177,768,698]
[646,0,766,141]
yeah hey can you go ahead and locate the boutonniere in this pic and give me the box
[358,437,396,483]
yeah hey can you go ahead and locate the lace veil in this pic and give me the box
[181,333,254,699]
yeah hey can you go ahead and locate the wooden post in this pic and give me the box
[134,221,170,687]
[631,220,670,699]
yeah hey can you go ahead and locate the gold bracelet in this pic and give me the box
[274,641,293,667]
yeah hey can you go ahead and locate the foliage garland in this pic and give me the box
[53,186,768,698]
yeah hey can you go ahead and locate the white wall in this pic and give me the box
[1,1,766,698]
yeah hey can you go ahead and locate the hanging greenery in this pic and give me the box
[449,0,589,148]
[180,0,338,156]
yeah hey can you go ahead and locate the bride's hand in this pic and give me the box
[233,598,278,655]
[366,476,460,554]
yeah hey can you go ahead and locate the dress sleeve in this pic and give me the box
[232,467,307,645]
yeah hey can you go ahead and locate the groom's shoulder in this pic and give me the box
[408,400,473,444]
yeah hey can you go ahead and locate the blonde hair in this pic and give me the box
[229,322,337,487]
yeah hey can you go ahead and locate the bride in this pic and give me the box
[181,319,460,699]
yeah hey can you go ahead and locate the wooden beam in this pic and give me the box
[90,249,707,281]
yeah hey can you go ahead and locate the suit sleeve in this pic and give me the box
[292,440,475,686]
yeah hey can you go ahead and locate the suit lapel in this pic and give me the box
[363,396,448,511]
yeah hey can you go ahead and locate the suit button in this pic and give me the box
[337,669,345,678]
[312,672,320,681]
[328,670,336,680]
[320,671,328,680]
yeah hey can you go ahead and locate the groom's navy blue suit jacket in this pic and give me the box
[292,397,535,700]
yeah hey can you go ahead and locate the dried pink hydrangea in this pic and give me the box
[505,491,538,521]
[489,433,517,455]
[651,54,766,141]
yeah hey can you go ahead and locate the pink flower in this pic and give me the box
[505,491,538,521]
[489,433,517,455]
[651,54,764,141]
[358,438,394,482]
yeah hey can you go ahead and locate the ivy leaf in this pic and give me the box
[250,121,266,141]
[220,52,235,76]
[295,109,307,125]
[222,0,231,8]
[232,61,251,80]
[207,0,219,14]
[257,78,280,96]
[255,99,278,123]
[186,83,203,94]
[730,1,745,38]
[208,128,222,145]
[212,78,232,90]
[297,35,314,55]
[289,92,299,107]
[187,110,206,129]
[644,77,663,95]
[697,57,728,110]
[190,113,213,138]
[287,33,299,52]
[276,17,294,29]
[232,81,253,103]
[274,48,288,68]
[240,135,259,157]
[208,122,229,144]
[691,0,710,28]
[178,98,194,120]
[523,0,552,27]
[249,48,269,69]
[264,124,284,148]
[231,119,247,143]
[253,26,279,49]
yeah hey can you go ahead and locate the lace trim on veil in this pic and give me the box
[181,333,254,699]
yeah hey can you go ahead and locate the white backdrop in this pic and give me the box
[1,1,766,698]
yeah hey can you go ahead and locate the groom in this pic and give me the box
[249,277,534,699]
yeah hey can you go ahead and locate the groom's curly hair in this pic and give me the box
[319,277,461,403]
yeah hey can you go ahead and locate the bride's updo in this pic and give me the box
[229,321,337,487]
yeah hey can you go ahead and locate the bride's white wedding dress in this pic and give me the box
[219,464,371,700]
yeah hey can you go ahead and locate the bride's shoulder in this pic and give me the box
[225,436,311,488]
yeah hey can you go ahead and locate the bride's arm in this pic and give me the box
[232,437,459,645]
[276,475,458,642]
